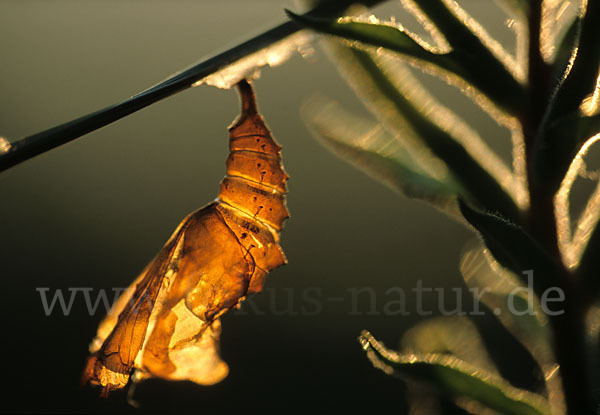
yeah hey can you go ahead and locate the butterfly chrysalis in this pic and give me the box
[83,79,289,396]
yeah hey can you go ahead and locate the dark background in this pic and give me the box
[0,1,550,413]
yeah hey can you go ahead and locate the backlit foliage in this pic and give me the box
[292,0,600,414]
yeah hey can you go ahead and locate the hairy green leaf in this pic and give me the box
[359,331,550,415]
[550,1,600,117]
[460,246,551,349]
[458,200,561,296]
[536,2,600,194]
[402,316,499,375]
[314,38,522,221]
[460,246,565,413]
[287,10,453,66]
[552,17,581,81]
[302,96,459,211]
[401,316,503,415]
[535,112,600,193]
[287,10,525,114]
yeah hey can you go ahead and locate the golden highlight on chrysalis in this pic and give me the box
[82,79,289,396]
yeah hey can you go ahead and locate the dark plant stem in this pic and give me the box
[525,1,551,135]
[523,1,558,259]
[0,22,298,173]
[526,126,594,415]
[523,1,556,254]
[0,0,387,173]
[549,280,592,415]
[524,2,593,414]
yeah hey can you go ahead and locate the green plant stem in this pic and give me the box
[0,0,387,173]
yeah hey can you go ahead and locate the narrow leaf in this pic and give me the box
[535,112,600,194]
[402,316,499,375]
[287,10,525,114]
[458,200,561,295]
[302,96,459,212]
[460,246,551,351]
[401,316,502,415]
[535,2,600,194]
[331,47,522,221]
[460,246,565,413]
[411,0,527,88]
[550,1,600,117]
[287,10,454,68]
[551,17,581,82]
[414,0,516,62]
[359,331,549,415]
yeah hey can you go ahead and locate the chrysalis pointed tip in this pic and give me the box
[236,79,258,116]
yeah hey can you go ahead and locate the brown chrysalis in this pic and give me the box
[82,80,289,396]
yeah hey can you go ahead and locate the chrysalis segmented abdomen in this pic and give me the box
[218,81,289,229]
[216,80,289,292]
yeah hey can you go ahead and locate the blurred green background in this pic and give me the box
[0,1,539,412]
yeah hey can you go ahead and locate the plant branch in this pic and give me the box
[0,0,388,173]
[523,0,558,260]
[522,3,594,414]
[524,0,550,142]
[0,23,297,173]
